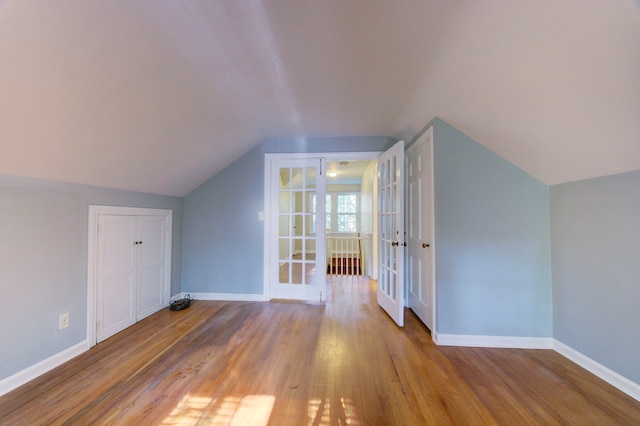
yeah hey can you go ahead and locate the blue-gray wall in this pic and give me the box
[425,119,552,337]
[551,171,640,384]
[181,136,395,295]
[0,174,183,380]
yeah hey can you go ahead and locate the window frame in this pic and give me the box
[311,191,360,234]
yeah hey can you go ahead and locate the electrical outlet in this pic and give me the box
[59,312,69,330]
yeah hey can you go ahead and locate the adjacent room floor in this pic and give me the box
[1,276,639,425]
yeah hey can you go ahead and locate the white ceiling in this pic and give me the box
[1,0,638,196]
[327,160,374,185]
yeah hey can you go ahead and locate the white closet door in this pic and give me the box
[97,215,137,343]
[407,128,435,331]
[137,215,167,320]
[92,207,171,344]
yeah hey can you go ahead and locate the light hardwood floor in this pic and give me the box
[1,277,639,425]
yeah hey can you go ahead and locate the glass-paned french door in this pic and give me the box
[271,158,326,301]
[377,140,405,326]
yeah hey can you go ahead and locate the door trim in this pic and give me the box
[263,151,381,299]
[87,205,173,347]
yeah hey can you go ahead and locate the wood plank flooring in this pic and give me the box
[1,277,639,425]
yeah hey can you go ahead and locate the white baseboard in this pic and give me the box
[432,334,640,402]
[553,339,640,403]
[0,340,89,397]
[177,292,268,302]
[434,333,554,349]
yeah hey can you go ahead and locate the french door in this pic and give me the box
[270,158,326,301]
[377,140,405,326]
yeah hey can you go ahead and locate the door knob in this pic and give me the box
[422,243,430,248]
[403,242,407,247]
[391,241,399,246]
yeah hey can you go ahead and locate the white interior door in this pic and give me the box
[137,215,168,320]
[271,158,326,301]
[97,215,137,343]
[378,140,405,326]
[407,128,435,331]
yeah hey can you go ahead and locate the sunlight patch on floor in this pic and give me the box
[161,394,275,426]
[161,394,362,425]
[307,397,361,425]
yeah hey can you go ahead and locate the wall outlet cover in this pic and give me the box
[59,312,70,330]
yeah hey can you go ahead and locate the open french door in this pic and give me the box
[377,140,405,326]
[270,158,326,301]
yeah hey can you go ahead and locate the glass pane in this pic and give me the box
[305,263,316,285]
[337,213,357,232]
[291,261,303,284]
[305,239,316,254]
[280,168,291,189]
[337,194,357,213]
[304,191,313,214]
[278,215,289,237]
[279,192,290,213]
[386,158,392,185]
[383,239,389,268]
[292,239,303,259]
[391,239,397,269]
[293,191,304,213]
[381,269,388,294]
[389,271,396,299]
[325,194,332,232]
[390,156,396,184]
[391,214,397,239]
[385,214,391,242]
[305,167,316,189]
[381,187,388,213]
[305,215,315,236]
[279,262,290,284]
[279,239,290,261]
[292,167,303,189]
[390,185,396,213]
[293,215,303,236]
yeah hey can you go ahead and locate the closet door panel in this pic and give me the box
[137,216,167,320]
[97,216,136,343]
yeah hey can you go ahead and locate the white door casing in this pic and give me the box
[88,206,172,346]
[407,127,436,332]
[377,140,405,326]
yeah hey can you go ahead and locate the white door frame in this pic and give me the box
[87,205,172,347]
[263,151,381,299]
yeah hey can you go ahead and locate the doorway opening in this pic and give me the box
[324,159,377,280]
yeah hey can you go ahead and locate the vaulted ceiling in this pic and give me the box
[1,1,638,196]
